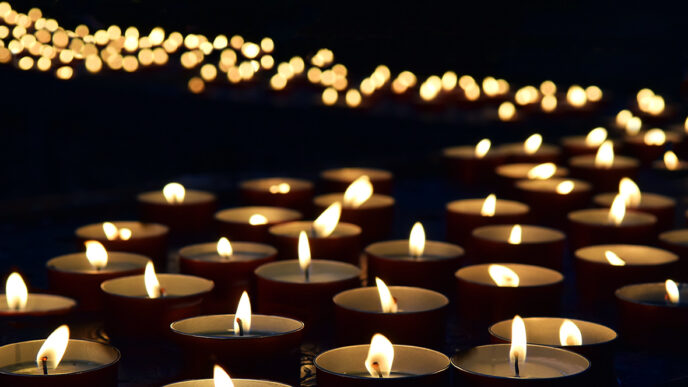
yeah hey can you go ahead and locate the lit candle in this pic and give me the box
[560,127,611,157]
[624,127,683,164]
[568,140,640,192]
[0,273,75,330]
[138,182,217,235]
[497,133,561,164]
[652,150,688,174]
[495,162,567,194]
[446,194,530,245]
[238,177,314,212]
[442,139,508,185]
[320,167,393,195]
[163,364,291,386]
[515,178,592,227]
[215,206,302,243]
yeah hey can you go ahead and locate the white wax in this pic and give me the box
[2,360,102,375]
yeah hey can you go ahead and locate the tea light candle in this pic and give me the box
[315,335,450,386]
[593,187,676,231]
[101,263,214,337]
[652,150,688,175]
[442,139,508,185]
[515,178,592,227]
[46,244,150,311]
[455,264,564,332]
[75,221,169,270]
[574,244,678,304]
[470,224,566,270]
[178,239,277,313]
[446,195,530,246]
[623,128,682,165]
[616,281,688,348]
[166,375,288,387]
[0,272,76,321]
[170,295,303,385]
[215,206,302,244]
[313,175,395,243]
[560,127,612,157]
[658,229,688,280]
[497,133,561,164]
[366,222,465,295]
[489,317,617,383]
[138,182,217,234]
[239,177,314,213]
[495,163,568,194]
[320,167,393,195]
[333,280,449,348]
[568,141,640,192]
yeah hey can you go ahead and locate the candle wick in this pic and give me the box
[159,288,167,297]
[514,356,520,378]
[372,362,383,378]
[41,356,48,375]
[304,266,310,283]
[236,317,244,336]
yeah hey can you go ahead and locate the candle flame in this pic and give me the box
[103,222,118,240]
[298,231,311,274]
[524,133,542,155]
[498,101,516,121]
[144,261,162,298]
[475,139,491,159]
[608,194,626,226]
[36,325,69,371]
[508,225,522,245]
[604,250,626,266]
[269,183,291,194]
[616,110,632,128]
[509,315,527,370]
[248,214,268,225]
[556,180,575,195]
[643,128,666,146]
[6,272,28,311]
[585,127,608,147]
[343,175,373,208]
[527,163,557,180]
[312,202,341,238]
[217,237,233,258]
[619,178,641,208]
[594,140,614,169]
[625,117,642,136]
[666,279,680,304]
[233,291,251,335]
[119,228,132,240]
[85,240,108,269]
[365,333,394,378]
[664,151,680,170]
[375,277,398,313]
[566,85,587,107]
[559,319,583,346]
[488,264,520,287]
[213,365,234,387]
[481,194,497,217]
[162,182,185,204]
[408,222,426,258]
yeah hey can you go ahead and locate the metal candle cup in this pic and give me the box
[446,199,530,246]
[333,286,449,349]
[442,145,507,185]
[165,379,290,386]
[497,143,561,164]
[315,344,450,386]
[101,274,213,338]
[593,191,676,231]
[254,260,360,331]
[239,177,314,213]
[515,178,591,227]
[568,154,640,193]
[269,221,362,264]
[451,344,590,386]
[320,167,394,195]
[365,240,465,296]
[615,282,688,349]
[138,189,217,235]
[170,314,304,385]
[215,206,302,244]
[488,317,617,383]
[46,252,149,311]
[0,339,120,387]
[178,242,277,313]
[314,193,395,244]
[75,221,169,270]
[567,209,657,249]
[494,163,568,196]
[470,225,566,270]
[658,229,688,281]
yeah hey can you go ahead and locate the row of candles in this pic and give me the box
[2,126,688,385]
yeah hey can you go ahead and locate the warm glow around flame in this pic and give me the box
[509,315,527,369]
[666,279,679,304]
[566,85,587,107]
[248,214,268,225]
[213,365,234,387]
[604,250,626,266]
[619,178,641,208]
[527,163,556,180]
[365,334,394,378]
[408,222,425,258]
[508,225,522,245]
[524,133,542,155]
[119,228,132,240]
[375,277,398,313]
[608,194,626,226]
[585,127,607,147]
[6,272,28,311]
[556,180,575,195]
[313,202,341,237]
[475,139,491,159]
[103,222,118,240]
[625,117,642,136]
[343,175,373,208]
[85,240,108,269]
[664,151,679,170]
[644,128,666,146]
[162,182,185,204]
[594,141,614,169]
[269,183,291,194]
[36,325,69,371]
[233,291,251,335]
[144,261,161,299]
[559,319,583,346]
[217,237,233,258]
[489,264,520,287]
[298,231,311,274]
[498,101,516,121]
[481,194,496,217]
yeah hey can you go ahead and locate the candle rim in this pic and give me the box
[164,379,291,386]
[575,244,678,266]
[494,143,560,156]
[239,176,314,191]
[515,177,591,193]
[659,228,688,246]
[568,153,640,168]
[268,220,361,239]
[471,224,566,244]
[333,285,449,314]
[455,263,563,287]
[488,317,617,347]
[615,282,687,307]
[313,192,395,210]
[137,189,216,205]
[593,191,676,209]
[178,241,277,262]
[567,208,657,226]
[46,252,150,274]
[254,259,361,284]
[446,198,529,216]
[170,313,304,339]
[365,239,464,261]
[100,273,214,299]
[215,206,302,224]
[320,167,393,183]
[495,163,568,179]
[0,293,77,316]
[441,145,507,159]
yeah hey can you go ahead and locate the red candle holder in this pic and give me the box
[515,178,592,227]
[567,209,657,249]
[239,177,314,213]
[138,189,217,235]
[593,192,675,231]
[470,225,566,270]
[568,155,640,193]
[446,198,530,246]
[313,193,394,244]
[442,145,507,185]
[497,143,561,164]
[623,131,683,165]
[320,167,393,195]
[166,378,289,386]
[658,229,688,281]
[268,221,362,264]
[215,206,302,244]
